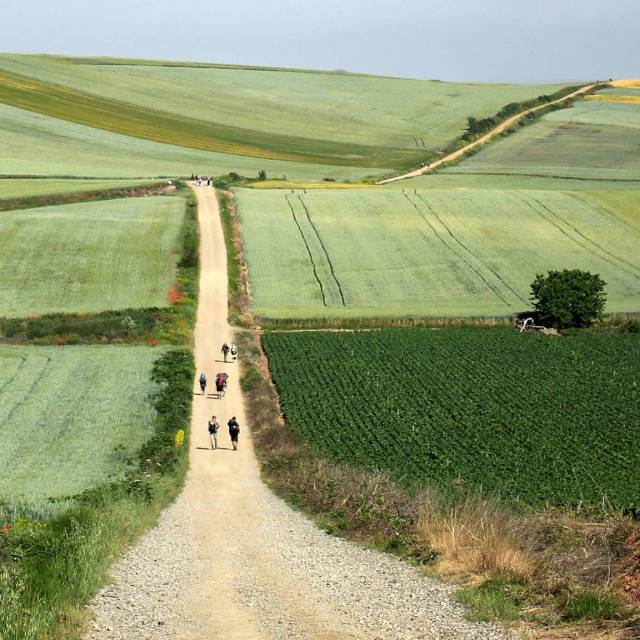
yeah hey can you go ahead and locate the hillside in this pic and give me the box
[0,53,567,171]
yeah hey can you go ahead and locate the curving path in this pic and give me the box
[377,84,596,185]
[86,184,510,640]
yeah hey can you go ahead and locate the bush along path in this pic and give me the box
[85,183,510,640]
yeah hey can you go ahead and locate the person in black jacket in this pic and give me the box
[228,417,240,451]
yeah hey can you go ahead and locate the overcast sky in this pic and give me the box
[0,0,637,83]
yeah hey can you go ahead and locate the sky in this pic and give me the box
[0,0,637,83]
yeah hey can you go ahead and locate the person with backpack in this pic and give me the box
[215,372,228,398]
[208,415,220,449]
[199,372,207,395]
[230,343,238,361]
[221,342,230,362]
[228,417,240,451]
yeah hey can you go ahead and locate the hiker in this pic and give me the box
[230,343,238,361]
[228,416,240,451]
[215,372,228,398]
[208,415,220,449]
[206,176,212,186]
[199,372,207,395]
[221,342,230,362]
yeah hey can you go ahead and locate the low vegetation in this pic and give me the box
[0,348,194,640]
[236,187,640,321]
[262,328,640,510]
[0,196,185,317]
[237,329,639,635]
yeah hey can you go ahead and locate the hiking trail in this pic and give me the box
[86,184,509,640]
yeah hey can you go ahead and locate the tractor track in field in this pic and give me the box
[86,184,511,640]
[517,195,640,284]
[415,193,528,305]
[285,193,328,306]
[403,192,512,306]
[297,194,347,306]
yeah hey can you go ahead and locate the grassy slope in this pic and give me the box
[263,328,640,508]
[236,187,640,319]
[0,196,184,317]
[0,345,162,502]
[0,178,157,200]
[445,100,640,180]
[0,103,374,181]
[0,54,566,167]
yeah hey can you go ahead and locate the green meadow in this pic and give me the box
[0,345,162,502]
[0,196,185,317]
[236,187,640,319]
[0,178,157,200]
[0,53,566,169]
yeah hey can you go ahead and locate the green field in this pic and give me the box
[263,329,640,509]
[0,54,567,169]
[0,196,185,317]
[0,345,162,502]
[0,103,375,181]
[236,188,640,319]
[446,100,640,181]
[0,178,157,200]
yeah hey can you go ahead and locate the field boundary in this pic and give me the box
[0,181,170,211]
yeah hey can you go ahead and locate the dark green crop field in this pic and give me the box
[263,329,640,510]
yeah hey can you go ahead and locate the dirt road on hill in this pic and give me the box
[87,184,508,640]
[377,83,596,185]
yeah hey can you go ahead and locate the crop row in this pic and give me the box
[262,328,640,510]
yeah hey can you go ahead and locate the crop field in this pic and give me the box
[236,187,640,319]
[0,103,373,182]
[263,329,640,509]
[0,196,185,317]
[0,54,567,169]
[0,345,162,502]
[0,178,157,200]
[446,100,640,181]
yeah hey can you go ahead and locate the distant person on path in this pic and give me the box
[206,176,212,186]
[228,417,240,451]
[230,343,238,361]
[208,415,220,449]
[221,342,230,362]
[199,372,207,395]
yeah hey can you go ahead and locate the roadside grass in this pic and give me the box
[236,187,640,320]
[0,54,569,166]
[0,195,184,317]
[456,577,528,623]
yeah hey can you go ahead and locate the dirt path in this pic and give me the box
[86,184,509,640]
[377,84,596,185]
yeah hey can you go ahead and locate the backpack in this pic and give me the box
[216,373,225,387]
[208,421,218,434]
[200,373,206,384]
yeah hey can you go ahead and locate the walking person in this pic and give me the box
[199,372,207,395]
[206,176,212,186]
[228,416,240,451]
[230,343,238,361]
[221,342,230,362]
[215,372,228,398]
[208,415,220,449]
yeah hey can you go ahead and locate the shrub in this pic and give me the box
[530,269,606,328]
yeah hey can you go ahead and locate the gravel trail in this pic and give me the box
[86,184,512,640]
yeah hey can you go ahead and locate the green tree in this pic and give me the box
[530,269,606,328]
